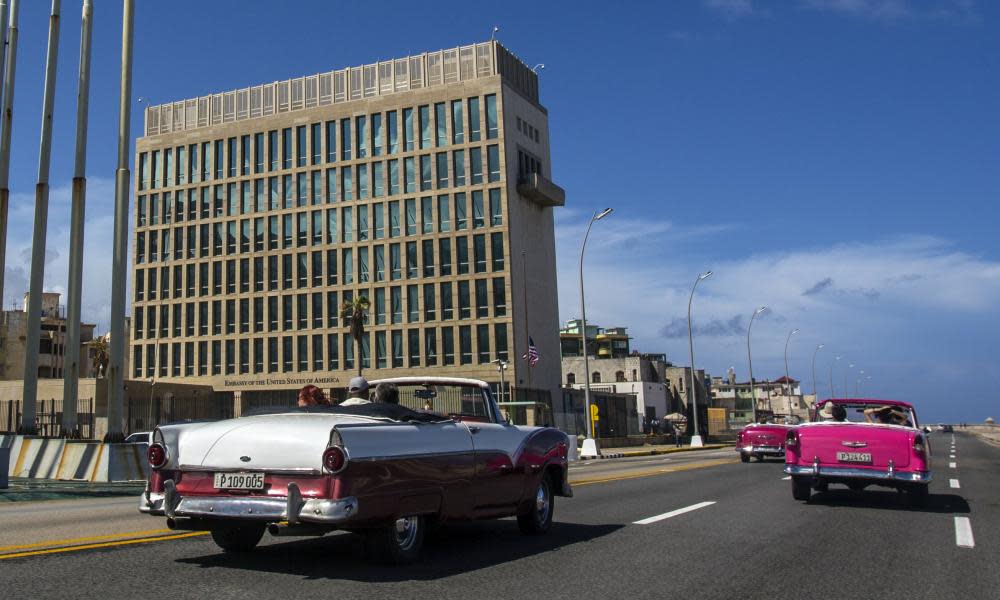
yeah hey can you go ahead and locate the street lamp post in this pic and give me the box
[747,306,767,423]
[783,328,799,416]
[492,358,508,405]
[686,271,712,447]
[811,343,824,401]
[579,208,613,457]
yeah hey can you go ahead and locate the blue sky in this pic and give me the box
[2,0,997,422]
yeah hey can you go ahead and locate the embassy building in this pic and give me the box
[131,40,564,412]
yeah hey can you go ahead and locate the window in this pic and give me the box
[567,373,576,385]
[468,97,481,142]
[459,325,472,365]
[489,188,503,225]
[313,334,324,371]
[405,199,416,235]
[494,323,508,362]
[406,241,418,278]
[326,248,338,284]
[311,123,322,165]
[241,135,250,176]
[325,120,336,163]
[458,280,470,319]
[487,145,501,182]
[456,236,469,274]
[254,133,264,173]
[491,233,505,271]
[425,328,438,366]
[420,155,432,191]
[327,333,340,370]
[473,234,487,273]
[372,113,382,157]
[392,329,404,367]
[357,164,368,200]
[485,94,498,139]
[375,331,387,369]
[437,195,450,232]
[475,279,489,318]
[390,243,401,280]
[373,203,384,239]
[442,327,455,365]
[440,282,453,320]
[326,168,337,202]
[408,330,420,366]
[436,152,449,188]
[391,286,402,324]
[592,372,602,383]
[421,197,433,234]
[403,107,414,151]
[356,115,367,159]
[407,284,419,322]
[341,119,352,161]
[342,206,353,242]
[469,147,483,184]
[374,288,386,325]
[419,105,431,149]
[342,168,353,201]
[282,128,292,169]
[388,159,399,196]
[616,371,626,383]
[453,150,466,187]
[404,157,416,193]
[493,278,506,316]
[268,337,278,373]
[312,170,322,205]
[372,162,384,198]
[452,100,464,144]
[435,102,447,147]
[472,191,485,228]
[455,193,467,230]
[268,130,278,171]
[422,239,435,276]
[374,245,385,281]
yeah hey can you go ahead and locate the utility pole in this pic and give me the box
[0,0,14,314]
[62,0,94,437]
[106,0,135,442]
[21,0,61,434]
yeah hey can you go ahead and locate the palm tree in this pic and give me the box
[87,335,110,378]
[340,296,371,376]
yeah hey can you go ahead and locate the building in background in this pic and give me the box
[132,40,564,415]
[0,293,97,381]
[712,371,808,424]
[559,319,629,358]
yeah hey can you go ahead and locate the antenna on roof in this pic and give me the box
[490,26,500,41]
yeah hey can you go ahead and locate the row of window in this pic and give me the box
[138,95,499,191]
[134,233,506,302]
[135,190,503,264]
[134,277,508,341]
[136,146,503,228]
[133,323,510,378]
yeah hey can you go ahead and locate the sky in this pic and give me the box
[1,0,997,422]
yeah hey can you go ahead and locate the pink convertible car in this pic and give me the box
[784,399,932,505]
[736,415,800,462]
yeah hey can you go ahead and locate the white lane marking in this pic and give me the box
[634,501,716,525]
[949,462,957,469]
[950,479,961,489]
[781,476,791,480]
[950,454,956,459]
[955,517,975,548]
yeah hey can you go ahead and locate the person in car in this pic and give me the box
[340,376,372,406]
[297,384,330,407]
[864,405,910,426]
[373,382,400,405]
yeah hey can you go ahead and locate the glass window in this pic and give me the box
[470,147,483,184]
[343,248,354,284]
[282,128,293,169]
[453,150,466,187]
[388,201,400,237]
[375,331,387,369]
[422,239,435,276]
[442,327,455,365]
[403,108,414,152]
[452,100,464,144]
[326,168,337,202]
[473,234,487,273]
[404,157,416,193]
[390,243,401,280]
[326,291,338,327]
[312,170,322,205]
[283,175,294,209]
[425,328,438,366]
[311,123,322,165]
[435,102,447,147]
[437,195,451,232]
[341,120,352,161]
[495,323,508,361]
[407,284,419,322]
[164,148,173,187]
[388,159,399,196]
[178,145,188,184]
[456,236,469,274]
[268,130,278,171]
[190,144,200,183]
[358,204,368,241]
[487,145,501,182]
[139,152,148,190]
[387,110,398,154]
[312,334,324,371]
[436,152,449,188]
[342,168,353,201]
[440,282,453,320]
[326,209,338,244]
[491,232,505,271]
[420,155,432,191]
[405,199,416,235]
[356,115,367,159]
[373,203,385,239]
[372,162,384,198]
[342,206,353,242]
[392,329,403,367]
[476,279,489,318]
[372,113,383,157]
[421,197,433,234]
[374,245,385,281]
[406,241,418,279]
[489,188,502,225]
[423,283,436,321]
[468,97,481,142]
[374,287,386,325]
[357,164,368,200]
[391,286,402,324]
[439,238,452,276]
[485,94,498,139]
[454,192,467,230]
[472,191,485,228]
[408,330,420,366]
[241,135,250,176]
[459,325,472,365]
[325,120,337,163]
[269,176,280,210]
[458,280,470,319]
[476,324,490,364]
[419,105,431,149]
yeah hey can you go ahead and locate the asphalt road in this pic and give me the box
[1,433,996,599]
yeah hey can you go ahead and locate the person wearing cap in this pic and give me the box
[340,376,371,406]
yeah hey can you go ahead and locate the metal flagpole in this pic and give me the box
[21,0,61,434]
[0,0,17,321]
[106,0,134,442]
[521,250,530,390]
[62,0,94,437]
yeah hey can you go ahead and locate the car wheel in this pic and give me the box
[755,453,764,462]
[906,484,929,507]
[366,515,426,565]
[210,523,265,552]
[814,481,829,493]
[740,453,750,463]
[518,477,554,535]
[791,476,811,501]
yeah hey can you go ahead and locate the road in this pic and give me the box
[0,433,996,599]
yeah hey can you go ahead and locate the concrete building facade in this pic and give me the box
[132,41,564,408]
[0,293,97,381]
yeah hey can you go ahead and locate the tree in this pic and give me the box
[340,296,371,376]
[87,335,110,378]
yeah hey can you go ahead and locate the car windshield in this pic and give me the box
[389,383,494,421]
[818,403,915,427]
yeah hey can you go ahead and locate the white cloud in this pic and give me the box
[3,176,127,334]
[800,0,979,21]
[704,0,756,18]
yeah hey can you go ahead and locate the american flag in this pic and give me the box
[522,337,539,367]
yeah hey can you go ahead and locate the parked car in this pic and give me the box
[138,377,573,563]
[125,431,150,445]
[784,399,932,505]
[736,415,800,462]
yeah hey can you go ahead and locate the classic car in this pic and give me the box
[784,399,932,504]
[736,415,801,462]
[139,377,573,563]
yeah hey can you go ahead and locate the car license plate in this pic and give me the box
[213,472,265,490]
[836,451,872,463]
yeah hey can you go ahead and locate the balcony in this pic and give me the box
[517,173,565,208]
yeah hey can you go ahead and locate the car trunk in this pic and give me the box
[798,424,912,469]
[746,427,786,446]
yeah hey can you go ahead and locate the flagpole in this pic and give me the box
[521,249,531,389]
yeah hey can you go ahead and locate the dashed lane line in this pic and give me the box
[950,479,960,489]
[954,517,975,549]
[950,462,957,469]
[634,501,716,525]
[781,476,791,480]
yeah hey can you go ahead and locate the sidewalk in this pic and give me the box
[579,443,730,459]
[0,478,145,503]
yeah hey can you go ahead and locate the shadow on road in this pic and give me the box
[177,520,623,580]
[806,489,970,514]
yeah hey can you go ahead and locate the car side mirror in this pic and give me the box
[922,426,932,434]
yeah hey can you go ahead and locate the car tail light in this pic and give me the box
[322,446,347,474]
[786,429,799,447]
[148,443,168,469]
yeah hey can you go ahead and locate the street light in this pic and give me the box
[492,358,508,405]
[686,270,712,447]
[579,207,613,457]
[783,328,799,416]
[811,343,824,400]
[747,306,767,423]
[532,63,545,73]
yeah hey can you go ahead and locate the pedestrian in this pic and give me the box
[673,421,683,447]
[340,376,371,406]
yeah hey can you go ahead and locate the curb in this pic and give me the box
[577,444,728,460]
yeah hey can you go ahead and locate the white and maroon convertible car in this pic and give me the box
[139,377,572,563]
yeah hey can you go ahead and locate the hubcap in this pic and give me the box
[393,516,418,550]
[535,483,550,522]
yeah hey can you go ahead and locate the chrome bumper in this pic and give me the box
[784,464,932,483]
[739,445,785,455]
[139,481,358,525]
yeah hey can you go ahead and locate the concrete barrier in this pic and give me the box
[0,436,148,482]
[0,446,8,488]
[11,437,67,479]
[55,440,104,481]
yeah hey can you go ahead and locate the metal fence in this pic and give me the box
[0,399,96,438]
[124,395,233,435]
